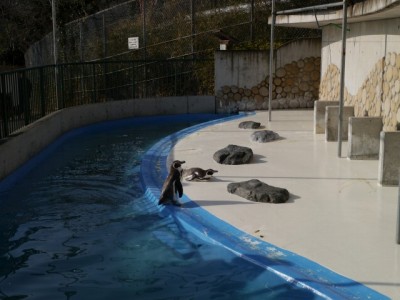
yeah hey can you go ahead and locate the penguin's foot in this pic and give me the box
[158,198,182,207]
[172,200,182,207]
[158,198,169,205]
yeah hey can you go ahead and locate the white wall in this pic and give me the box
[321,18,400,95]
[275,38,321,69]
[215,38,321,92]
[215,50,270,91]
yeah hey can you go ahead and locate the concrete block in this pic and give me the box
[325,106,354,141]
[347,117,382,160]
[378,131,400,186]
[314,101,339,134]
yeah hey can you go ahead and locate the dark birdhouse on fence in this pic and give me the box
[213,30,240,50]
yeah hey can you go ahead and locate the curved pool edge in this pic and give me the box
[140,113,389,300]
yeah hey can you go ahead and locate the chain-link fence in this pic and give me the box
[25,0,359,67]
[0,58,213,139]
[4,1,366,138]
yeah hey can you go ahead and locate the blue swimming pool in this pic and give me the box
[0,114,388,300]
[0,114,314,300]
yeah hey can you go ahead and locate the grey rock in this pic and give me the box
[227,179,289,203]
[238,121,261,129]
[213,144,253,165]
[251,130,280,143]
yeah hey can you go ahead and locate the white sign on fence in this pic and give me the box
[128,37,139,50]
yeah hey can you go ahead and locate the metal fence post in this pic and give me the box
[397,170,400,244]
[59,64,65,108]
[268,0,275,122]
[142,1,147,98]
[92,63,96,103]
[19,70,30,125]
[39,68,46,116]
[79,21,84,62]
[0,74,8,138]
[131,61,135,99]
[338,0,348,157]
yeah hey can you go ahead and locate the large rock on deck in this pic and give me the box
[251,130,280,143]
[239,121,261,129]
[227,179,289,203]
[213,144,253,165]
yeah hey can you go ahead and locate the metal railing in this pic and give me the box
[0,59,213,139]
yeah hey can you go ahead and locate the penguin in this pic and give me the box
[158,160,185,206]
[182,168,218,181]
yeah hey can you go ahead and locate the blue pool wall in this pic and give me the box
[0,111,389,300]
[0,96,215,181]
[139,113,389,300]
[0,113,219,193]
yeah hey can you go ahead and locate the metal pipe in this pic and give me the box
[397,171,400,244]
[142,0,147,97]
[52,0,57,66]
[79,21,83,62]
[250,0,254,41]
[191,0,195,56]
[276,2,343,15]
[338,0,348,157]
[103,14,107,59]
[268,0,275,122]
[51,0,59,109]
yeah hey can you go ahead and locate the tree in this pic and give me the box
[0,0,126,67]
[0,0,51,66]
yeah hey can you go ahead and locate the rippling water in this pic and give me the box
[0,115,315,300]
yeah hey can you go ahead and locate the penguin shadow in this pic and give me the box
[183,199,255,208]
[239,125,266,130]
[183,192,300,208]
[251,135,286,143]
[250,154,267,164]
[287,193,301,204]
[201,177,231,183]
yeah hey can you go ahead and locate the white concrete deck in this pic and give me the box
[169,110,400,299]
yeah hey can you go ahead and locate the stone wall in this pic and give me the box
[216,56,321,113]
[215,38,322,114]
[319,52,400,131]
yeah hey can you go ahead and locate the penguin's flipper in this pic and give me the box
[176,181,183,198]
[185,174,197,181]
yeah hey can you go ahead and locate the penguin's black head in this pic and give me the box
[206,169,218,176]
[172,160,185,170]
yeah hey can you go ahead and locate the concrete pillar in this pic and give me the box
[325,106,354,141]
[378,131,400,186]
[314,101,339,134]
[347,117,382,160]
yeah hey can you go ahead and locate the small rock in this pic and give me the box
[251,130,280,143]
[238,121,261,129]
[227,179,289,203]
[213,144,253,165]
